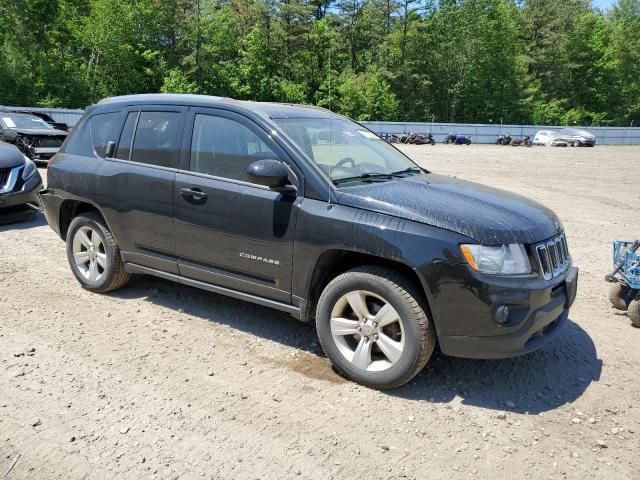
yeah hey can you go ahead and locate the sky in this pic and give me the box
[593,0,616,10]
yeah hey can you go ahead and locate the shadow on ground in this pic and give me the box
[112,274,602,414]
[0,210,45,230]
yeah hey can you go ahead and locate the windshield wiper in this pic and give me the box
[390,167,423,176]
[333,168,424,185]
[333,172,395,185]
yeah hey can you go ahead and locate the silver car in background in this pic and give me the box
[533,128,596,147]
[556,128,596,147]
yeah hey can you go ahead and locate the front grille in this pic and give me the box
[0,168,8,189]
[535,233,571,280]
[34,136,65,148]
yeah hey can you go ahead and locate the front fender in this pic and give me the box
[291,199,472,307]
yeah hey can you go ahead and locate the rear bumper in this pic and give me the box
[39,190,64,237]
[437,267,579,359]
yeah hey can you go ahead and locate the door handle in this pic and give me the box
[180,188,208,200]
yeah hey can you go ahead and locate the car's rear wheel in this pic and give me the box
[573,140,581,147]
[66,213,130,293]
[316,266,436,389]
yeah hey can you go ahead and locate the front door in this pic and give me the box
[173,108,301,303]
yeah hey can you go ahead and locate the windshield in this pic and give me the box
[0,115,53,130]
[274,116,422,185]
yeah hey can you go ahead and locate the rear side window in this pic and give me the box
[130,112,180,168]
[63,112,117,158]
[89,113,117,157]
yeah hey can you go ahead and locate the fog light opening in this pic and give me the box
[495,305,510,325]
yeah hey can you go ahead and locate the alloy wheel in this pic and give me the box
[72,226,107,282]
[330,290,405,372]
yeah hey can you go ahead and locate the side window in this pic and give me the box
[115,112,138,160]
[190,114,278,183]
[130,112,180,168]
[63,112,116,157]
[89,112,118,158]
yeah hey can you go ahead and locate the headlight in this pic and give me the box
[21,156,37,180]
[460,244,531,275]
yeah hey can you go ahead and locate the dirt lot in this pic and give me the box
[1,145,639,480]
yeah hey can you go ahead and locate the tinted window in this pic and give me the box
[62,112,116,158]
[190,114,277,182]
[115,112,138,160]
[89,113,118,158]
[130,112,180,168]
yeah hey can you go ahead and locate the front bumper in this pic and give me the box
[0,171,43,223]
[0,171,42,209]
[431,266,579,359]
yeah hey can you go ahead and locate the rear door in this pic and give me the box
[97,106,186,274]
[173,108,302,302]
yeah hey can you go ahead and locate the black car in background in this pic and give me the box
[0,141,43,223]
[0,112,68,164]
[40,94,578,389]
[0,108,70,131]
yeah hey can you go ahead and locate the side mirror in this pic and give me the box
[105,140,116,158]
[246,159,296,194]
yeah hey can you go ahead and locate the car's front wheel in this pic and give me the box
[66,212,130,293]
[316,266,436,389]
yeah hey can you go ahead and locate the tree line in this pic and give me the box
[0,0,638,126]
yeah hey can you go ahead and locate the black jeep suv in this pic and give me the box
[40,94,578,389]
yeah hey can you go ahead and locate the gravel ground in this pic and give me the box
[1,145,639,480]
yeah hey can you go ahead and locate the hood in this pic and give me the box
[335,173,562,245]
[12,127,68,136]
[0,141,26,168]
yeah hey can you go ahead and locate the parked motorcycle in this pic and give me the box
[390,133,436,145]
[422,133,436,145]
[496,133,512,145]
[408,133,435,145]
[443,133,457,144]
[511,135,532,147]
[444,133,471,145]
[455,134,472,145]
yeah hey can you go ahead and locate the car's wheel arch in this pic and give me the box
[58,200,112,241]
[302,249,433,323]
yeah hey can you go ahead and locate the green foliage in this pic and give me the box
[0,0,637,126]
[160,68,199,94]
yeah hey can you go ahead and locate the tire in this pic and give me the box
[316,266,436,389]
[609,282,634,311]
[573,140,581,147]
[628,300,640,327]
[465,139,471,145]
[443,138,450,144]
[66,212,130,293]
